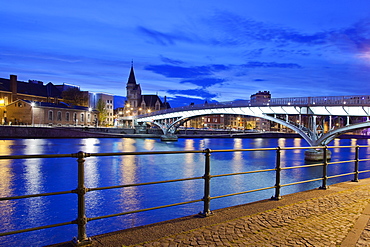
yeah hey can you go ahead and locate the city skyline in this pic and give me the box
[1,1,370,107]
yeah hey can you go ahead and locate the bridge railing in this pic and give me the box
[136,95,370,119]
[1,145,370,245]
[269,95,370,106]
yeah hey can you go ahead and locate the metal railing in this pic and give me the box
[136,95,370,118]
[1,145,370,245]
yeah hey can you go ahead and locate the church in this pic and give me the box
[116,64,170,127]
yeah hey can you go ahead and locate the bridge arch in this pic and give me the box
[142,110,370,146]
[317,121,370,145]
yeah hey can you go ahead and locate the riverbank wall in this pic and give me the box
[0,126,138,138]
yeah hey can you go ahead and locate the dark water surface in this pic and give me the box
[1,137,370,246]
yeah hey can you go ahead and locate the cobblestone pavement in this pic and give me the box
[127,182,370,247]
[357,218,370,246]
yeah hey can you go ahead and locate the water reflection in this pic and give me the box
[293,138,302,153]
[81,139,102,215]
[82,138,100,188]
[144,139,156,151]
[118,139,140,215]
[23,139,45,194]
[184,139,196,176]
[350,139,357,153]
[333,139,341,153]
[0,140,14,197]
[0,140,16,233]
[232,138,242,162]
[21,140,47,232]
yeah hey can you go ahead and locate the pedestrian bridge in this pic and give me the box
[133,95,370,146]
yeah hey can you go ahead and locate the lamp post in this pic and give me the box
[30,102,35,126]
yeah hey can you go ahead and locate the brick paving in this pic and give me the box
[50,178,370,247]
[128,184,370,247]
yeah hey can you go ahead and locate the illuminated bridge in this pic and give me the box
[132,95,370,147]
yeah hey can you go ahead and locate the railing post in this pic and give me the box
[201,148,212,217]
[72,151,92,246]
[352,145,360,182]
[319,146,329,189]
[272,146,282,200]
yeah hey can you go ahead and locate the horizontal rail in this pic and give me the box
[328,172,355,179]
[89,176,203,192]
[281,177,324,187]
[281,163,323,170]
[89,199,203,221]
[0,153,73,159]
[211,168,276,178]
[0,190,73,201]
[211,186,276,200]
[328,160,356,165]
[0,221,73,237]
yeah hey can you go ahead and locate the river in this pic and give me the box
[1,137,370,246]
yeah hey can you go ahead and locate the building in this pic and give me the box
[0,75,104,126]
[89,92,114,126]
[250,91,271,104]
[0,75,62,124]
[0,75,61,104]
[5,99,97,126]
[117,65,170,127]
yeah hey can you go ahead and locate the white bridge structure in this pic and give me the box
[133,95,370,146]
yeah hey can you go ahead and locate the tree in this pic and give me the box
[61,88,88,107]
[97,99,108,126]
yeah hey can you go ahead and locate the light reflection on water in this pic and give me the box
[0,137,370,246]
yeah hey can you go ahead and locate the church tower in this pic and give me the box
[125,63,142,116]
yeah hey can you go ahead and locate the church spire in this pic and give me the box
[127,61,137,85]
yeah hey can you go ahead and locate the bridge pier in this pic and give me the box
[304,149,331,161]
[160,135,178,141]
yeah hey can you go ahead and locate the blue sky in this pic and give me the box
[1,1,370,107]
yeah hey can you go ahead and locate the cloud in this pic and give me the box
[137,26,195,46]
[166,95,207,107]
[167,88,217,100]
[205,12,330,47]
[144,64,230,78]
[159,56,184,65]
[331,19,370,53]
[241,61,302,69]
[180,78,225,88]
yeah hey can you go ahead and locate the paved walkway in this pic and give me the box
[52,178,370,247]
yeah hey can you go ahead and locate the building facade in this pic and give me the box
[0,75,63,125]
[0,75,105,126]
[89,93,114,126]
[5,99,97,126]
